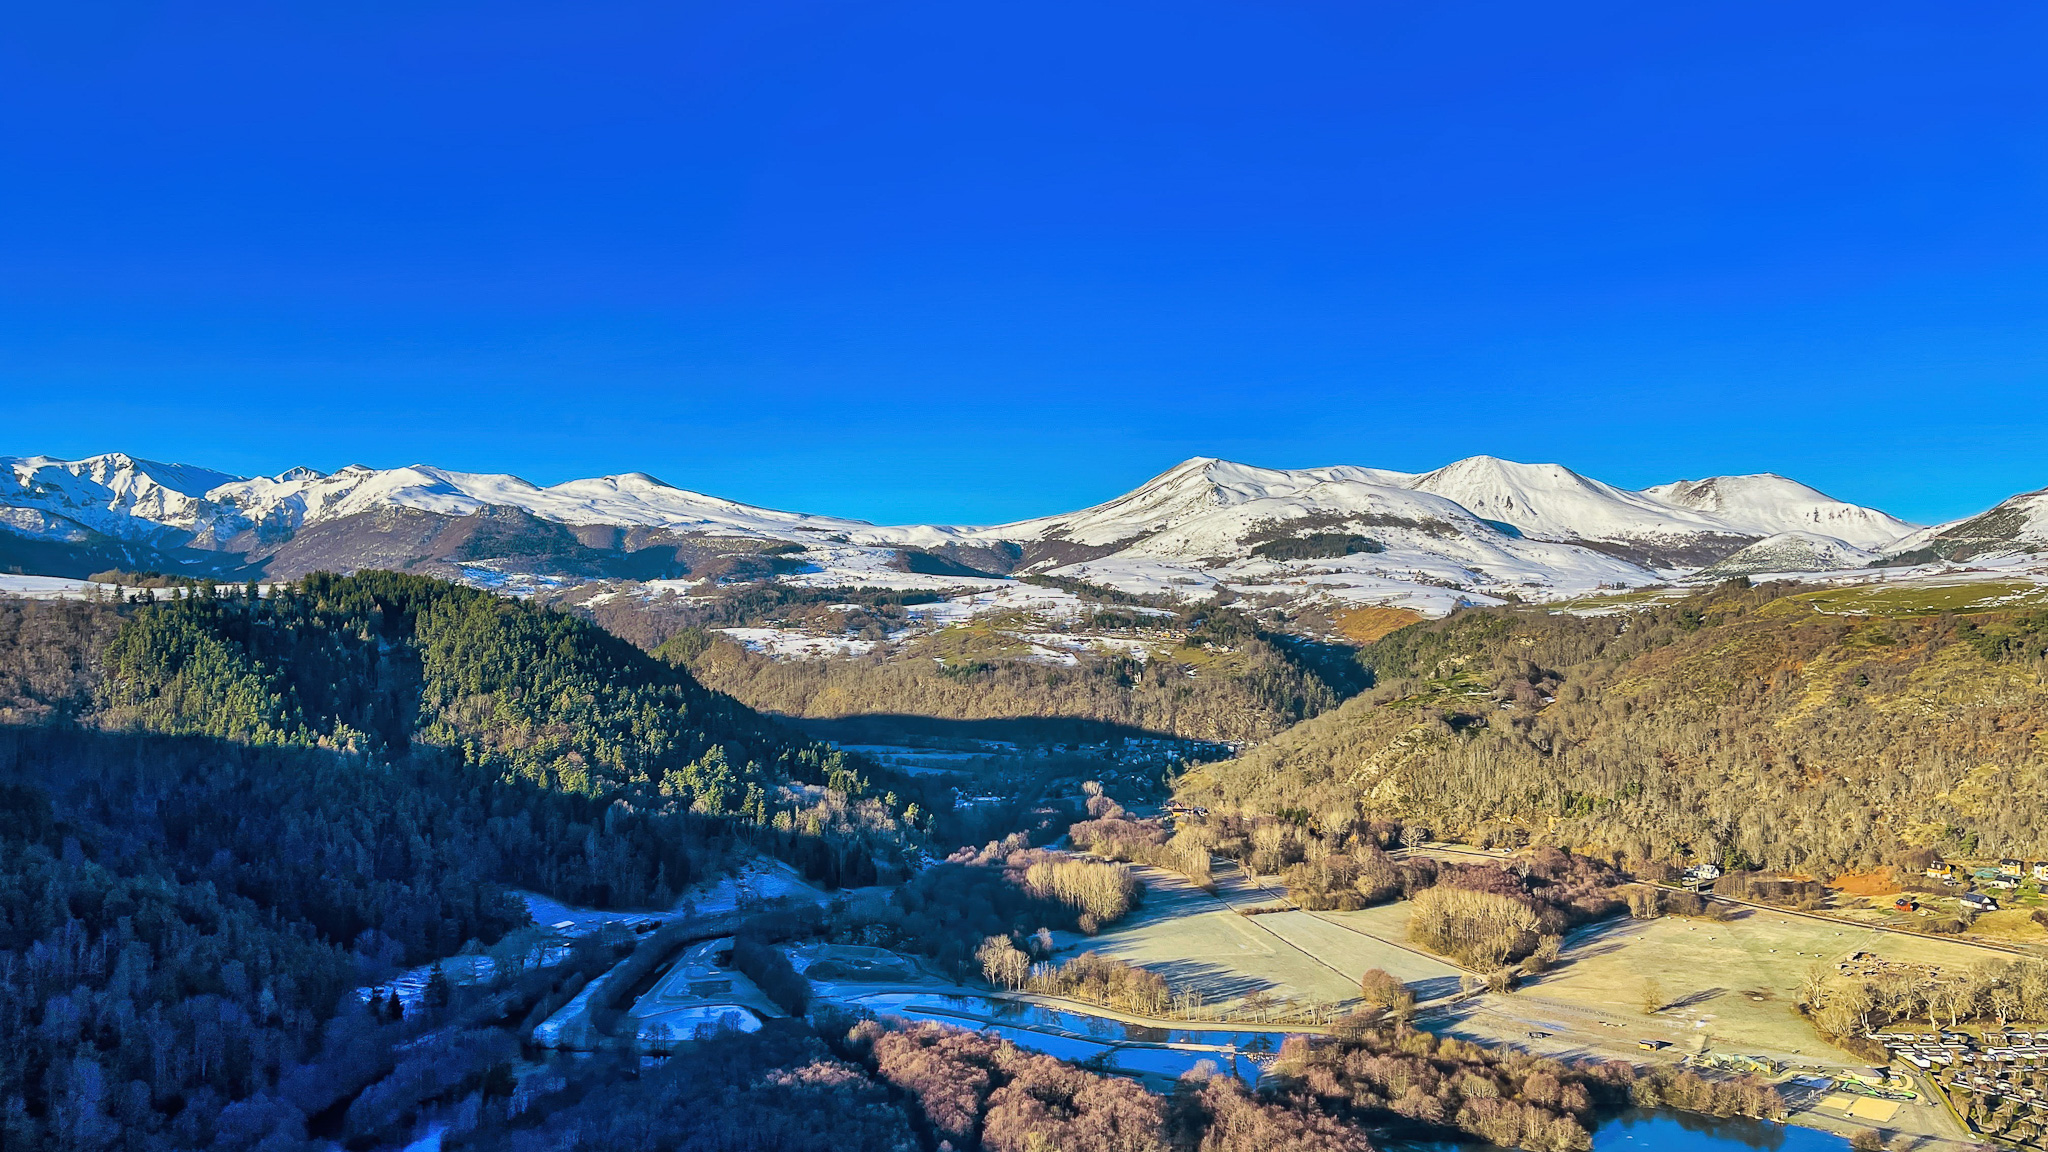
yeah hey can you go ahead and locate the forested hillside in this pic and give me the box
[1177,579,2048,873]
[603,592,1369,746]
[0,574,925,1149]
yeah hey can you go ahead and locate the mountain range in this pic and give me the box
[5,450,2043,615]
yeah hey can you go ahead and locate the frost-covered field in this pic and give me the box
[0,575,97,598]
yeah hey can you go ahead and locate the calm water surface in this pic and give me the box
[1392,1108,1851,1151]
[847,993,1853,1151]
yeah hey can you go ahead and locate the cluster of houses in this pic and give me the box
[1878,1030,2048,1109]
[1918,857,2048,913]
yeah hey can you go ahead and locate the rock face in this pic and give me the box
[0,450,1931,610]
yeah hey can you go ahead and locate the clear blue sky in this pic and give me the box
[3,3,2044,526]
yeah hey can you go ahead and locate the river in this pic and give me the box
[1391,1107,1851,1150]
[842,992,1855,1151]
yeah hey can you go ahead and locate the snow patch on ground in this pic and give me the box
[902,583,1091,626]
[717,627,878,659]
[674,857,826,917]
[0,575,97,598]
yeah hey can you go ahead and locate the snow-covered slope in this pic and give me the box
[2,453,241,542]
[964,454,1916,558]
[0,450,1932,613]
[1409,457,1732,548]
[934,456,1659,612]
[1694,531,1881,579]
[1642,474,1912,550]
[1398,457,1918,569]
[209,464,872,541]
[954,457,1431,550]
[1883,488,2048,563]
[0,454,872,549]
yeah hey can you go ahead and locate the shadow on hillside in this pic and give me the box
[787,713,1202,751]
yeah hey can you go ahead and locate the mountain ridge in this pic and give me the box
[7,449,2018,617]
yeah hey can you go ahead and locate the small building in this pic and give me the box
[2032,862,2048,883]
[1683,863,1722,884]
[1999,858,2026,878]
[1961,892,1999,913]
[1986,877,2019,891]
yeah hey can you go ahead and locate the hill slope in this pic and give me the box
[1884,487,2048,564]
[1175,579,2048,871]
[0,573,934,1150]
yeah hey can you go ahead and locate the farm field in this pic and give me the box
[1058,865,1461,1016]
[1489,906,2011,1060]
[1093,854,2020,1073]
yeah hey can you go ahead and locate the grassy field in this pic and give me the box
[1332,605,1425,644]
[1543,587,1688,615]
[1513,907,2009,1058]
[1056,866,1461,1016]
[1545,577,2048,621]
[1786,578,2048,618]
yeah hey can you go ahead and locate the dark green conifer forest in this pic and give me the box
[0,574,920,1149]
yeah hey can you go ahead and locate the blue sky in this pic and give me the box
[3,2,2044,526]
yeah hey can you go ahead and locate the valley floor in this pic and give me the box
[1058,862,1462,1015]
[1043,856,2015,1148]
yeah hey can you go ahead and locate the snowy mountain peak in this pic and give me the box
[1406,455,1726,545]
[982,456,1444,550]
[1641,473,1914,550]
[11,452,240,499]
[0,448,1941,613]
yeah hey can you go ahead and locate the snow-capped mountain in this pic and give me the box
[965,458,1425,550]
[0,450,1932,614]
[1402,457,1744,567]
[1642,474,1913,550]
[928,457,1658,614]
[2,453,872,547]
[1883,487,2048,564]
[1,454,242,544]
